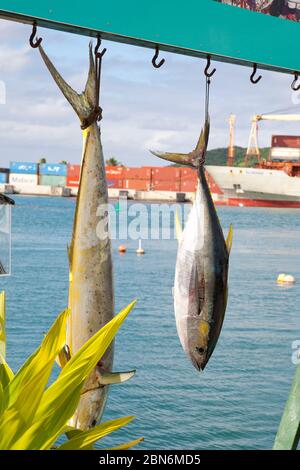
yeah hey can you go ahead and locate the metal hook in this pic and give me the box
[291,72,300,91]
[204,55,216,78]
[94,35,107,59]
[152,45,165,69]
[250,63,262,84]
[29,22,42,48]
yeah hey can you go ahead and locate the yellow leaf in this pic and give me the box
[107,437,145,450]
[13,301,136,450]
[0,382,4,416]
[0,361,54,449]
[57,416,134,450]
[8,308,70,407]
[0,354,14,390]
[0,291,6,358]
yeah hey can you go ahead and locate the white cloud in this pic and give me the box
[0,19,299,168]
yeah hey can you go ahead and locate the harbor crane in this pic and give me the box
[245,113,300,164]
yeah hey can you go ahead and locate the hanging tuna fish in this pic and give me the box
[151,117,233,371]
[37,39,135,429]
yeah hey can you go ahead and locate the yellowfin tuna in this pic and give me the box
[151,117,232,370]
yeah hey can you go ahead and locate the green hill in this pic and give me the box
[206,146,270,167]
[170,146,270,167]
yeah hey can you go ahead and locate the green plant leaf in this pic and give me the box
[57,416,134,450]
[7,308,70,407]
[0,354,14,390]
[12,301,136,450]
[0,382,4,416]
[107,437,145,450]
[0,291,6,358]
[0,361,54,449]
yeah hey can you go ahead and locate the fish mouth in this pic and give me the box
[190,354,206,372]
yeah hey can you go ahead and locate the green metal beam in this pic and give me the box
[0,0,299,75]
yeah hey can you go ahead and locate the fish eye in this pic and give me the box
[195,347,205,354]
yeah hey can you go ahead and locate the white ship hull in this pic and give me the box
[206,165,300,208]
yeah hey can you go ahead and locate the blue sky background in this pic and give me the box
[0,19,300,167]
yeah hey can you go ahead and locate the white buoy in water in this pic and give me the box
[277,273,296,285]
[136,239,145,255]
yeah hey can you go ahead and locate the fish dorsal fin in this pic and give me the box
[175,209,183,242]
[98,370,136,385]
[226,224,233,255]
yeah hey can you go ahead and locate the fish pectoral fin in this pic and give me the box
[98,369,136,385]
[226,224,233,255]
[56,344,71,368]
[175,209,183,242]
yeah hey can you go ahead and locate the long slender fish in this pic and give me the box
[39,45,134,429]
[151,118,233,371]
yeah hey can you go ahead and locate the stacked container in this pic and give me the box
[67,164,81,187]
[9,162,38,185]
[0,168,9,184]
[179,168,197,193]
[106,166,124,189]
[39,163,67,187]
[123,167,151,191]
[151,167,181,192]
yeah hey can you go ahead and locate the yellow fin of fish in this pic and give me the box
[175,209,183,242]
[56,344,71,369]
[226,224,233,255]
[98,370,136,386]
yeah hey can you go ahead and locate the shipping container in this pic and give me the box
[39,175,67,187]
[9,173,38,185]
[39,163,67,176]
[180,168,197,179]
[123,179,150,191]
[272,135,300,148]
[123,167,152,180]
[0,173,8,184]
[107,179,123,189]
[106,166,125,179]
[10,162,38,175]
[151,167,180,180]
[180,180,197,192]
[67,164,81,187]
[270,147,300,161]
[152,180,181,192]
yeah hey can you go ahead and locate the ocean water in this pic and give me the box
[1,195,300,450]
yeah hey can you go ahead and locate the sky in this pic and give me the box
[0,19,300,168]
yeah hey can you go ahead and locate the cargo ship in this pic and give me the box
[206,114,300,208]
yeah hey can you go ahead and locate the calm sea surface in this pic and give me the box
[2,195,300,450]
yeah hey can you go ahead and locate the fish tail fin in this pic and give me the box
[38,43,98,126]
[175,209,183,242]
[150,116,210,168]
[226,224,233,255]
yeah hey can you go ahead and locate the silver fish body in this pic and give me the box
[39,45,114,428]
[174,166,229,370]
[151,118,232,370]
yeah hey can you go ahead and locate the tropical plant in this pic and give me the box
[0,291,143,450]
[106,157,122,167]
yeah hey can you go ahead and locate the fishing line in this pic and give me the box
[205,76,211,121]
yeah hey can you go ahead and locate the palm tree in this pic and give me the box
[106,157,121,166]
